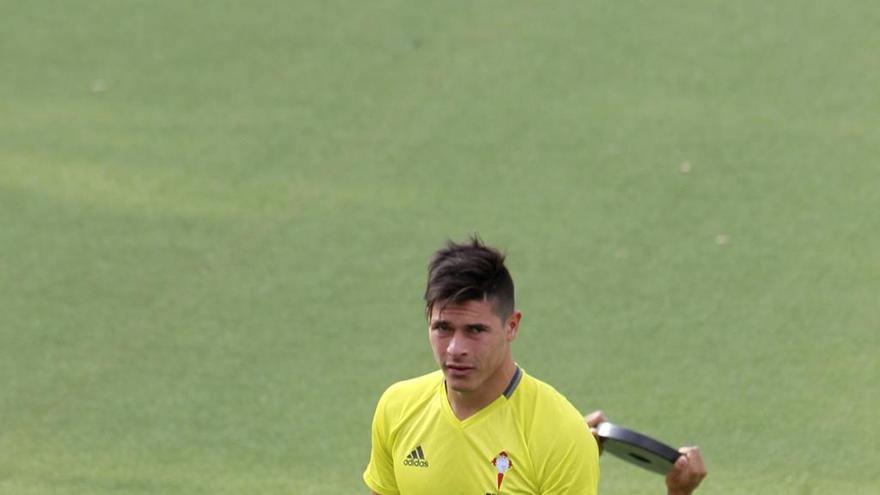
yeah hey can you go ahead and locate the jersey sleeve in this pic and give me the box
[532,401,600,495]
[363,388,400,495]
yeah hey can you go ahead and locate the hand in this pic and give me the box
[585,411,707,493]
[583,410,606,454]
[666,446,707,495]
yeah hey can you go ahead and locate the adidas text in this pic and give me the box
[403,458,429,467]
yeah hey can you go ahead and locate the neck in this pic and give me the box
[447,359,517,420]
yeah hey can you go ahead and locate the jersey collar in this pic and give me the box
[439,365,524,428]
[502,365,523,399]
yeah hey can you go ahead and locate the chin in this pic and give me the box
[445,376,476,393]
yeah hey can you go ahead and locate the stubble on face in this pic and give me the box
[428,299,516,397]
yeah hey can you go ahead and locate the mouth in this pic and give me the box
[445,364,474,378]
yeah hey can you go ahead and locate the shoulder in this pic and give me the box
[514,370,584,422]
[512,370,596,449]
[374,370,443,421]
[513,370,600,492]
[380,370,444,401]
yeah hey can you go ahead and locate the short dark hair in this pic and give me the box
[424,236,515,320]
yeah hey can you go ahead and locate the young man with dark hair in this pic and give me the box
[364,237,705,494]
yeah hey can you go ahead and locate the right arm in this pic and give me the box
[363,388,399,495]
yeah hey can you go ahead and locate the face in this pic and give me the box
[428,299,520,396]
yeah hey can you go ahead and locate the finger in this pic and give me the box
[675,454,688,468]
[669,453,688,476]
[665,455,688,486]
[679,446,707,478]
[584,410,607,428]
[582,411,606,455]
[667,452,704,492]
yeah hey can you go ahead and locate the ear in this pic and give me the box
[506,311,521,342]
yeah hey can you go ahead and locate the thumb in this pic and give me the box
[584,410,607,428]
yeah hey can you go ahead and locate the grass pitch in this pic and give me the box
[1,1,878,493]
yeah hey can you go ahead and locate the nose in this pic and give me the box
[446,331,468,357]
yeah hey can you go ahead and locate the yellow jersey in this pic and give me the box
[364,367,599,495]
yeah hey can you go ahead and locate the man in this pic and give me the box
[364,237,705,494]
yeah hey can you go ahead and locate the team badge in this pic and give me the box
[491,451,512,490]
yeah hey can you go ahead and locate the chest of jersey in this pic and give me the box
[392,395,538,495]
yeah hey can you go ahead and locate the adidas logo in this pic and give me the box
[403,445,429,467]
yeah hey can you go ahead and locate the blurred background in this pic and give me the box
[1,1,878,493]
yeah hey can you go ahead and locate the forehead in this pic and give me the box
[430,299,500,323]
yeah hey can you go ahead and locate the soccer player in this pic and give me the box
[364,237,706,494]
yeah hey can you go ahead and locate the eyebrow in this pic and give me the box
[430,320,489,332]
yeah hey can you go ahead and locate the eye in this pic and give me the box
[432,322,451,332]
[467,325,488,333]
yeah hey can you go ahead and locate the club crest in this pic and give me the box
[491,451,512,490]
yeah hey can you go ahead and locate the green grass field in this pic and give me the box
[2,1,878,493]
